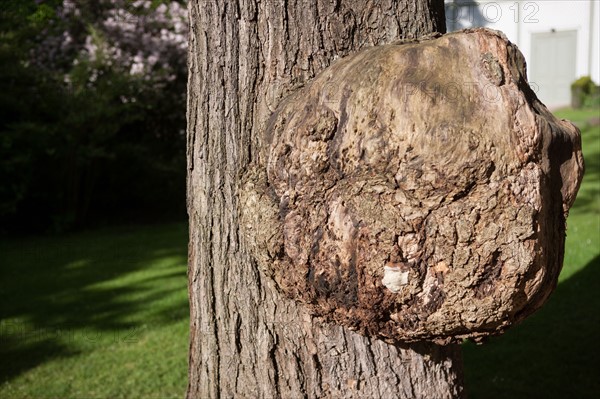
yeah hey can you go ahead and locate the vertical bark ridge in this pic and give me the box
[187,1,463,398]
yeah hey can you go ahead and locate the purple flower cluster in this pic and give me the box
[32,0,188,96]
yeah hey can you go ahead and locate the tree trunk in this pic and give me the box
[186,1,464,398]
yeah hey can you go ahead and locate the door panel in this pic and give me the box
[531,30,577,108]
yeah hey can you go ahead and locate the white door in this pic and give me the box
[530,30,577,108]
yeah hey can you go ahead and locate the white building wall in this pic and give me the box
[445,0,599,107]
[591,1,600,83]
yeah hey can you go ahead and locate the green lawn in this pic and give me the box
[0,223,189,398]
[0,108,598,398]
[463,107,600,399]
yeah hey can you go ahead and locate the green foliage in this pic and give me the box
[27,4,56,24]
[571,76,600,109]
[0,1,187,233]
[571,76,595,92]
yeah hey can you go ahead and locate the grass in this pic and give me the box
[0,223,189,398]
[463,107,600,399]
[0,107,598,398]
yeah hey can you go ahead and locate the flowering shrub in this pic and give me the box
[34,0,187,95]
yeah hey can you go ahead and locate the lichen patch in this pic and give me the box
[382,266,410,293]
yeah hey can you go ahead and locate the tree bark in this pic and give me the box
[186,1,464,398]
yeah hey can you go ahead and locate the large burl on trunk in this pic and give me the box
[240,29,584,345]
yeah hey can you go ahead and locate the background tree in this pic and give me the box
[185,1,466,398]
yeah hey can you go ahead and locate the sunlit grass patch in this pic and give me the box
[0,223,189,398]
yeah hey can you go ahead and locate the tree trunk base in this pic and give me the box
[187,273,465,399]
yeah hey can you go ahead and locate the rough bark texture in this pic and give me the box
[239,29,584,345]
[187,1,469,398]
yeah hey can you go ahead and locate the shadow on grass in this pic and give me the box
[463,254,600,399]
[0,334,80,384]
[0,223,188,384]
